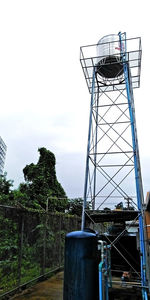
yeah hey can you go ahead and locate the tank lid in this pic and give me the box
[66,230,96,239]
[97,33,119,44]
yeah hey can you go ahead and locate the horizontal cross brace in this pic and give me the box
[97,164,134,167]
[98,121,131,126]
[89,151,133,155]
[93,103,128,108]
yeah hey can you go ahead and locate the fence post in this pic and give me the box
[42,200,49,275]
[18,213,24,288]
[42,214,46,275]
[58,215,62,267]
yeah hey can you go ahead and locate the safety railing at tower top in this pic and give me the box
[80,36,142,93]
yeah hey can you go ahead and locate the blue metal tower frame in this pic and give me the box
[80,33,148,299]
[119,31,148,300]
[81,69,96,231]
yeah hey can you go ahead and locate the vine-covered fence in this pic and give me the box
[0,205,81,297]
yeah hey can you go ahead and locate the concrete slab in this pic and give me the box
[12,272,63,300]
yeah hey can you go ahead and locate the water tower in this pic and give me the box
[80,32,148,299]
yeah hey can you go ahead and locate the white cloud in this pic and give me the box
[0,0,150,198]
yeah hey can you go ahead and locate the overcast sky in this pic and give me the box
[0,1,150,199]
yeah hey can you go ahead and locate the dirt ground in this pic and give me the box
[11,272,63,300]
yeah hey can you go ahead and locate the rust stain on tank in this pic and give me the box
[12,272,63,300]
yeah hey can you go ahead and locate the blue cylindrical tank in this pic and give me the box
[63,230,99,300]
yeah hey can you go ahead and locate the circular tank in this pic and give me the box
[96,34,124,79]
[63,230,99,300]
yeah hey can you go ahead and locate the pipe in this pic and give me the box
[99,262,104,300]
[104,245,109,300]
[107,245,112,288]
[144,290,148,300]
[98,240,111,300]
[98,241,104,300]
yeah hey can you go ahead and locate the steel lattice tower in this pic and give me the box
[80,32,148,299]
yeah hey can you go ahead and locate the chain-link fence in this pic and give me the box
[0,205,81,297]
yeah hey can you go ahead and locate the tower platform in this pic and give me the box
[85,209,139,223]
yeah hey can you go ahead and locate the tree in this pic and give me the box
[68,198,91,216]
[19,147,68,211]
[0,173,14,205]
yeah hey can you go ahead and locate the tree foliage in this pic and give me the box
[0,148,68,212]
[68,198,91,216]
[19,147,68,211]
[0,147,81,295]
[0,173,14,205]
